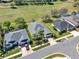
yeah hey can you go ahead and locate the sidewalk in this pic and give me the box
[55,34,73,41]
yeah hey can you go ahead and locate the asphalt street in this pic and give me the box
[19,36,79,59]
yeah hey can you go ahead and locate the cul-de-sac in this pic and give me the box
[0,0,79,59]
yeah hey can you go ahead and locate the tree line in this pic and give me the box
[14,0,54,5]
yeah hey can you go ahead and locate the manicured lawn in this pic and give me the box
[44,54,65,59]
[8,54,22,59]
[0,1,77,23]
[4,47,21,57]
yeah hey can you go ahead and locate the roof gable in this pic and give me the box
[28,22,51,37]
[53,20,67,31]
[4,29,30,44]
[35,24,44,32]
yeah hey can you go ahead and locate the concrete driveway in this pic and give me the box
[70,31,79,37]
[21,45,33,56]
[19,36,79,59]
[48,38,57,46]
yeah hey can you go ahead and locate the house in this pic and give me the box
[61,13,79,28]
[53,20,75,32]
[28,22,52,38]
[1,0,12,2]
[3,29,30,51]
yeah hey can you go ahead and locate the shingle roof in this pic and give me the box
[28,22,51,37]
[53,20,67,32]
[53,20,74,32]
[4,29,30,49]
[61,14,79,27]
[74,13,79,22]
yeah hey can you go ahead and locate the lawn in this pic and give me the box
[0,1,77,23]
[4,47,21,57]
[33,43,50,51]
[44,54,65,59]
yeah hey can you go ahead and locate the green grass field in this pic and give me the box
[0,1,77,23]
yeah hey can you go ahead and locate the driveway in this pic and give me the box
[21,45,33,56]
[19,36,79,59]
[70,31,79,37]
[48,38,57,46]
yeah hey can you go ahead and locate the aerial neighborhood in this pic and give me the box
[0,0,79,59]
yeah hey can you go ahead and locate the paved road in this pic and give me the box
[19,36,79,59]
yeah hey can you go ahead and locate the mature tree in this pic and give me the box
[33,30,46,45]
[73,1,79,7]
[38,30,47,44]
[42,14,52,23]
[71,11,77,15]
[15,17,27,29]
[60,0,67,1]
[14,0,22,5]
[0,24,5,57]
[14,0,28,5]
[3,21,11,33]
[51,9,60,17]
[59,7,68,16]
[10,2,17,9]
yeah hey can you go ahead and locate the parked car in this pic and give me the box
[25,44,29,50]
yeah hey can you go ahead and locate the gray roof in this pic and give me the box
[61,15,79,27]
[53,20,75,32]
[1,0,12,1]
[53,20,67,32]
[4,29,30,45]
[28,22,51,37]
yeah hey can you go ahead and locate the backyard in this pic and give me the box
[0,1,77,23]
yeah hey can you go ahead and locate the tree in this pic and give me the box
[42,14,52,23]
[37,30,46,44]
[14,0,22,5]
[59,7,68,16]
[10,2,17,9]
[73,1,79,12]
[73,1,79,7]
[71,11,77,15]
[60,0,67,1]
[33,29,47,45]
[15,17,27,29]
[3,21,11,33]
[14,0,28,5]
[33,34,41,45]
[51,9,60,17]
[0,24,5,57]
